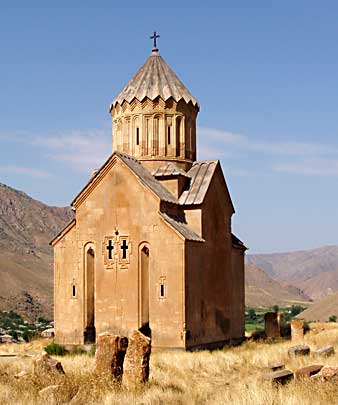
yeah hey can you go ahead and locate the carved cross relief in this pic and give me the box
[102,233,131,270]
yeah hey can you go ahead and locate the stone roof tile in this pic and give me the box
[110,50,198,109]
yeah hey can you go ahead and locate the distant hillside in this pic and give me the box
[246,246,338,300]
[0,183,73,319]
[296,291,338,322]
[245,264,311,307]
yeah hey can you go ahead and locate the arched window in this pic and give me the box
[153,116,160,155]
[176,116,182,157]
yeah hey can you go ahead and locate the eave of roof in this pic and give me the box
[231,233,248,250]
[159,212,204,242]
[50,218,76,246]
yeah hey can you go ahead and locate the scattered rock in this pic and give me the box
[291,319,304,341]
[288,345,310,358]
[95,332,128,379]
[313,345,335,358]
[38,385,61,404]
[295,365,323,379]
[122,330,151,388]
[263,364,285,372]
[14,370,28,379]
[312,366,338,382]
[264,312,281,338]
[262,369,294,385]
[33,352,65,375]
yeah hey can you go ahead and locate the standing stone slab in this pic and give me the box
[291,319,304,341]
[295,365,323,379]
[262,369,294,385]
[288,344,310,358]
[313,345,335,358]
[95,332,128,379]
[264,312,281,338]
[33,352,65,375]
[122,330,151,388]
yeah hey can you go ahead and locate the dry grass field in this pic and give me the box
[1,331,338,404]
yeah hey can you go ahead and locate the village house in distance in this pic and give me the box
[51,34,247,350]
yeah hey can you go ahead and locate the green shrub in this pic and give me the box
[44,342,67,356]
[88,344,96,357]
[329,315,337,323]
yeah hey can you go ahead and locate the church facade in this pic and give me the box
[51,44,246,350]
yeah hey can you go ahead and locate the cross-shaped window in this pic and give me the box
[121,239,128,259]
[106,239,114,260]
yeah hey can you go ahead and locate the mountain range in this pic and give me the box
[246,246,338,301]
[0,183,73,319]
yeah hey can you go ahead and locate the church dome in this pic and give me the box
[110,50,199,110]
[110,45,199,172]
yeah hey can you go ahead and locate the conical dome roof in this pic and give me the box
[110,50,198,109]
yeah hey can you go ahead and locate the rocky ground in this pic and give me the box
[1,329,338,404]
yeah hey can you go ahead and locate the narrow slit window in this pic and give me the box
[136,127,140,145]
[71,282,77,298]
[167,126,171,145]
[159,279,166,299]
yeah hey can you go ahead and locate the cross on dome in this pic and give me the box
[150,31,160,51]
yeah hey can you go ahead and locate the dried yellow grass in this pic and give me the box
[1,331,338,404]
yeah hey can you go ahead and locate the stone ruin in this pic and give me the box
[95,330,151,387]
[291,319,304,341]
[264,312,281,338]
[95,332,128,380]
[122,330,151,388]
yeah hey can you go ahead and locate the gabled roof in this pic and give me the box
[152,162,191,178]
[110,50,199,109]
[160,212,204,242]
[179,161,218,205]
[178,160,235,212]
[71,151,178,208]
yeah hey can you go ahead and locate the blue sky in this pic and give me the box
[0,1,338,253]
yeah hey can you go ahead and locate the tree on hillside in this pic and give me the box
[248,308,256,321]
[329,315,337,323]
[290,305,305,317]
[273,305,279,313]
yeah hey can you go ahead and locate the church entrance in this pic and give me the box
[84,246,96,343]
[139,245,151,337]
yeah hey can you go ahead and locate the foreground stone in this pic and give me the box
[33,352,65,375]
[288,345,310,358]
[95,332,128,379]
[295,365,323,379]
[264,312,281,338]
[312,366,338,382]
[262,369,294,385]
[313,345,335,358]
[122,330,151,388]
[291,319,304,341]
[39,384,70,404]
[263,364,285,372]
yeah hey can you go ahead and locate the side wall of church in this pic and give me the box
[230,247,245,339]
[184,166,244,348]
[54,225,85,345]
[55,158,186,348]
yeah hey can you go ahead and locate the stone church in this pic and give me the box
[51,40,246,350]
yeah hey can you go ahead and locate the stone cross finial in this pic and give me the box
[150,31,160,51]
